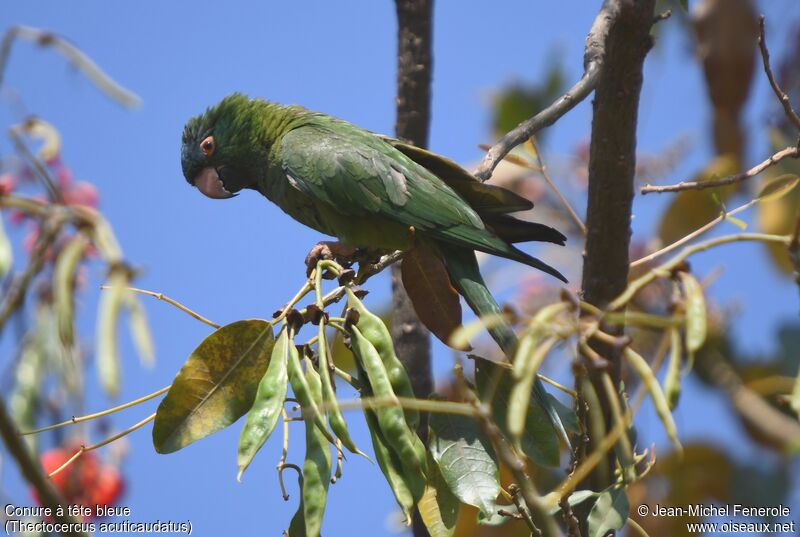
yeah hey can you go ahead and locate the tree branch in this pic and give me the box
[577,0,656,509]
[758,16,800,132]
[392,2,434,535]
[641,144,799,194]
[473,0,624,182]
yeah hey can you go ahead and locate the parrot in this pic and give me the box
[181,93,570,445]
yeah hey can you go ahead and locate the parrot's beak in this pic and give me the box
[193,167,235,199]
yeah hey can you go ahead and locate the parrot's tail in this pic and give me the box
[439,243,571,449]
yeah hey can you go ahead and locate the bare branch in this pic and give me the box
[0,400,89,537]
[0,25,140,108]
[641,144,799,194]
[758,16,800,131]
[473,0,625,181]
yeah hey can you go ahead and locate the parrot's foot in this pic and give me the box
[305,241,357,277]
[305,241,386,278]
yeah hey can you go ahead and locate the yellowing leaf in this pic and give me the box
[658,154,739,246]
[418,454,459,537]
[724,214,747,230]
[401,246,466,350]
[757,174,800,203]
[153,320,274,453]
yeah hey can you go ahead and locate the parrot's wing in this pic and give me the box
[378,136,535,215]
[279,124,506,253]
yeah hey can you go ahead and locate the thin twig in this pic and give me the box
[9,125,62,203]
[0,217,64,332]
[531,138,587,235]
[475,66,601,182]
[0,25,140,107]
[609,232,791,311]
[758,16,800,131]
[631,193,764,268]
[640,145,799,194]
[48,413,155,478]
[21,385,170,435]
[474,0,622,181]
[115,286,220,329]
[334,395,477,417]
[508,483,541,536]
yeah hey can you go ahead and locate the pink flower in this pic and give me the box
[0,174,18,195]
[62,181,99,208]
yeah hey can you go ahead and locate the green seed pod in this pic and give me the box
[663,327,682,410]
[349,324,427,477]
[53,232,89,349]
[679,272,707,354]
[363,407,421,524]
[287,335,336,446]
[301,357,332,537]
[625,347,682,454]
[316,323,366,458]
[346,288,419,429]
[237,326,289,481]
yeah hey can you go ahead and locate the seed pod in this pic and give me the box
[237,326,289,480]
[663,327,683,410]
[349,324,427,477]
[316,323,366,458]
[512,302,567,380]
[508,336,559,440]
[96,268,127,398]
[363,407,421,524]
[679,272,707,354]
[287,335,336,446]
[345,288,419,429]
[625,347,682,454]
[300,356,332,537]
[53,232,89,349]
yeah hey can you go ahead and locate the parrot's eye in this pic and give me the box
[200,136,216,157]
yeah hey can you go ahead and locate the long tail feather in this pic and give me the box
[439,244,571,449]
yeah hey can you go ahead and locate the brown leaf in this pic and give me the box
[692,0,758,160]
[657,154,739,246]
[401,246,467,350]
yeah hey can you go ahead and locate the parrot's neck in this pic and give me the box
[254,99,312,149]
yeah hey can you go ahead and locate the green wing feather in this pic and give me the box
[279,121,566,281]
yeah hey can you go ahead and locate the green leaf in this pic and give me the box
[474,357,559,467]
[587,488,629,537]
[547,490,597,515]
[153,320,275,453]
[429,410,499,516]
[679,0,688,12]
[237,327,290,480]
[418,453,459,537]
[547,394,580,435]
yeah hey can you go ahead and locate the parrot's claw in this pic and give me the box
[305,241,358,277]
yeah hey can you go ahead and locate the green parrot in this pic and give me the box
[181,93,569,444]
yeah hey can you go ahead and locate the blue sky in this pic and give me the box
[2,1,799,535]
